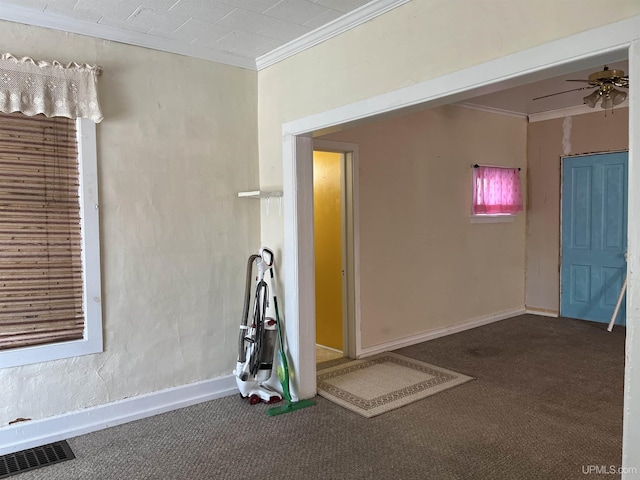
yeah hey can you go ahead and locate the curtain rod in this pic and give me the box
[473,164,521,171]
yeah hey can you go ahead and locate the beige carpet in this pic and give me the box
[317,352,473,418]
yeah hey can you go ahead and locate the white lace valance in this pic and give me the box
[0,53,103,123]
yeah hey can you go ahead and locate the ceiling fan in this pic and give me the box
[533,65,629,109]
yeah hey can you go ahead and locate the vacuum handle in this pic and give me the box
[260,247,274,267]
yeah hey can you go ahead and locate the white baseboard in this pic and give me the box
[316,344,343,354]
[0,374,238,456]
[356,307,526,358]
[525,308,560,318]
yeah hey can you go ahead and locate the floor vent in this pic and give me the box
[0,441,75,478]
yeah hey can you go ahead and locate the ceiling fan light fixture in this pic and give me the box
[583,89,601,108]
[601,94,613,110]
[611,88,627,106]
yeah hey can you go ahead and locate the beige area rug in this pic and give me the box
[316,352,474,418]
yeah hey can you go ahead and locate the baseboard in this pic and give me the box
[356,307,526,358]
[316,343,342,354]
[0,374,238,455]
[525,307,560,318]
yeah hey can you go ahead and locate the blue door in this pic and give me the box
[561,152,628,325]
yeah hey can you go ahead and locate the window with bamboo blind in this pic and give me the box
[0,114,102,368]
[0,112,84,351]
[0,52,103,368]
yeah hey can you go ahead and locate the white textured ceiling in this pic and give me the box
[0,0,397,69]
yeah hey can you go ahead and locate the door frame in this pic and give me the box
[279,18,640,468]
[559,150,629,322]
[313,139,360,359]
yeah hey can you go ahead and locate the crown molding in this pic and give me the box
[0,0,410,71]
[0,3,256,70]
[256,0,411,71]
[454,99,631,122]
[453,102,528,119]
[527,100,629,122]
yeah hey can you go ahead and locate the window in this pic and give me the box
[472,165,523,217]
[0,115,102,368]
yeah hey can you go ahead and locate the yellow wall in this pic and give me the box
[313,151,343,350]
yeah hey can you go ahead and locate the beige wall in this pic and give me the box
[526,109,629,313]
[257,0,640,303]
[322,105,527,347]
[0,21,259,425]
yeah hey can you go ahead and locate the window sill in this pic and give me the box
[471,215,516,224]
[0,337,103,369]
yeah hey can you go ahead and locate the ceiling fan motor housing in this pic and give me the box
[587,68,628,87]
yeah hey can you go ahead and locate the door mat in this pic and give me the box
[317,352,473,418]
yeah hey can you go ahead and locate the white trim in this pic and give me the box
[315,344,342,354]
[525,308,560,318]
[256,0,410,70]
[471,215,516,224]
[282,133,316,399]
[0,374,238,456]
[0,3,256,70]
[623,38,640,474]
[454,102,528,119]
[357,308,526,358]
[528,100,630,122]
[0,119,103,369]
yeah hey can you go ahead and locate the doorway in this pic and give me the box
[560,151,628,325]
[279,31,639,411]
[313,140,359,363]
[313,150,344,362]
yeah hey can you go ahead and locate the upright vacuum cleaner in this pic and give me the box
[234,247,282,405]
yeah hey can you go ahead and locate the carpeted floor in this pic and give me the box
[15,315,627,480]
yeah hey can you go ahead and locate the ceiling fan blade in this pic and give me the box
[565,79,592,83]
[532,86,594,101]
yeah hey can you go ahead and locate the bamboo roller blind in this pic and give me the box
[0,112,84,350]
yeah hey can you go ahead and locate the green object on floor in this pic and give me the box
[266,275,315,417]
[266,349,315,416]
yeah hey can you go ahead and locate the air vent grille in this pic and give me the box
[0,441,74,478]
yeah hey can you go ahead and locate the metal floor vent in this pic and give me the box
[0,441,75,478]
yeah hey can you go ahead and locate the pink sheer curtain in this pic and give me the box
[473,166,523,215]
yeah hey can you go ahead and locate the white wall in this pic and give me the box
[322,105,527,348]
[0,21,259,426]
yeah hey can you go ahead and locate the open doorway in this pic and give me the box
[313,150,344,362]
[313,140,360,364]
[279,28,638,408]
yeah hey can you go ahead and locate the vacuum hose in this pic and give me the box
[238,254,260,364]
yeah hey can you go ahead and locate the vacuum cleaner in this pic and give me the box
[234,247,315,415]
[234,247,282,405]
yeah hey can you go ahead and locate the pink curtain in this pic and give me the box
[473,166,523,215]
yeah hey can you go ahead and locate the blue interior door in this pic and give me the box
[561,152,628,325]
